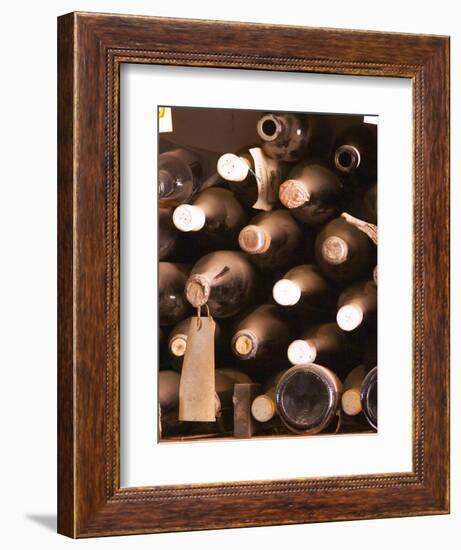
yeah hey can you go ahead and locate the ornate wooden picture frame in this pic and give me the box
[57,12,450,537]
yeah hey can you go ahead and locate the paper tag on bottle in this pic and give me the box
[341,212,378,245]
[158,106,173,133]
[249,147,283,211]
[178,315,216,422]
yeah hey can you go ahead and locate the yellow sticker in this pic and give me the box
[159,107,173,133]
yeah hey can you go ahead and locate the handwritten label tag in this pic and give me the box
[178,316,216,422]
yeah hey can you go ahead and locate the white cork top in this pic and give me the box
[337,304,364,332]
[272,279,302,306]
[172,204,206,232]
[287,340,317,365]
[251,394,277,423]
[217,153,250,182]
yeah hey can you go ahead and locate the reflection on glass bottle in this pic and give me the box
[360,366,378,429]
[159,262,191,326]
[158,146,221,207]
[256,112,313,162]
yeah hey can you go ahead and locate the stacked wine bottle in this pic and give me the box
[158,108,378,441]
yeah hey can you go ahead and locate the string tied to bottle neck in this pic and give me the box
[195,303,211,331]
[247,165,260,183]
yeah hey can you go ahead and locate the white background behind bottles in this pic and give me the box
[0,1,458,549]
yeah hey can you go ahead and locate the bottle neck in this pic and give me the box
[272,278,302,306]
[158,169,182,199]
[232,330,259,360]
[321,236,350,265]
[169,334,188,357]
[251,394,277,423]
[185,275,211,308]
[287,339,317,365]
[279,179,311,209]
[334,144,361,173]
[238,225,271,255]
[172,204,206,232]
[257,114,284,142]
[158,151,196,202]
[217,153,251,182]
[336,303,364,332]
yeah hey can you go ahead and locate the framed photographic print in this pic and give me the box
[57,12,450,537]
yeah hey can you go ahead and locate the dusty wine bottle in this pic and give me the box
[185,251,257,318]
[231,304,292,365]
[275,364,342,434]
[216,368,252,385]
[158,327,170,370]
[158,262,191,326]
[257,112,335,162]
[287,322,355,374]
[333,124,377,184]
[217,147,286,210]
[158,147,201,207]
[251,371,285,423]
[272,264,335,316]
[172,187,247,249]
[278,162,343,225]
[238,210,304,271]
[315,215,375,282]
[158,146,220,207]
[158,370,181,412]
[256,112,312,162]
[159,207,179,260]
[341,365,367,416]
[360,366,378,429]
[361,183,377,224]
[336,280,377,332]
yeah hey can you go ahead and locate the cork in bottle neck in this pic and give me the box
[169,334,188,357]
[185,275,211,308]
[321,236,349,265]
[232,330,258,360]
[279,179,311,209]
[238,225,271,255]
[217,153,250,182]
[287,339,317,365]
[342,388,363,416]
[272,279,302,306]
[336,304,364,332]
[251,394,277,423]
